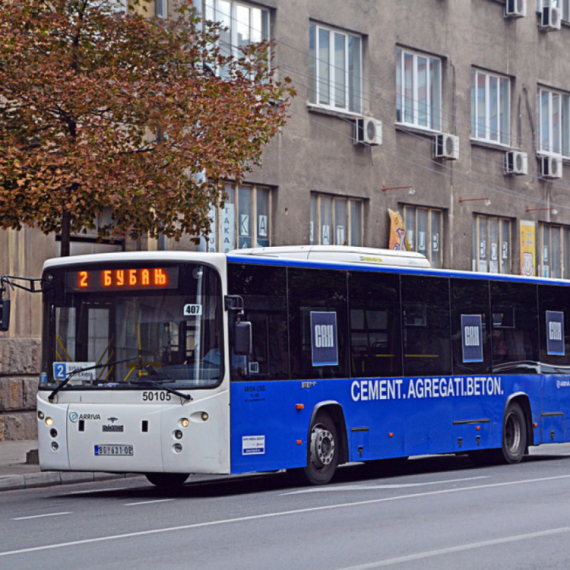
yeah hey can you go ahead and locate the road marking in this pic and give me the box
[2,472,570,557]
[124,499,174,506]
[281,475,489,495]
[334,526,570,569]
[12,512,72,521]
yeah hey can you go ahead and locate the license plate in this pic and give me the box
[94,445,133,456]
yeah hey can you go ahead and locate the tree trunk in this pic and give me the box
[60,209,71,257]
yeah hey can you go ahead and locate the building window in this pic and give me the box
[538,224,570,279]
[472,215,512,274]
[310,194,363,246]
[205,0,270,75]
[309,23,362,114]
[201,183,272,252]
[538,88,570,157]
[402,206,443,268]
[396,48,442,131]
[155,0,167,17]
[471,69,510,146]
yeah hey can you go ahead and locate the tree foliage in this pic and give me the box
[0,0,294,255]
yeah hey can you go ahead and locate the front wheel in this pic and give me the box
[145,473,189,488]
[500,402,527,464]
[304,411,339,485]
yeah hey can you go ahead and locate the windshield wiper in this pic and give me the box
[48,357,139,402]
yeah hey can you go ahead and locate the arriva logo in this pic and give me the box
[69,412,79,423]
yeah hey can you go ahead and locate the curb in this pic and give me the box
[0,471,137,492]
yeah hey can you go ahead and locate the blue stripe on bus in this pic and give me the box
[227,254,570,287]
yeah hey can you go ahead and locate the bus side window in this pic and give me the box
[288,268,349,380]
[490,282,538,372]
[349,271,402,378]
[450,278,492,374]
[401,275,452,377]
[227,263,288,380]
[538,284,570,366]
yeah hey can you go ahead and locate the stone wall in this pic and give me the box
[0,338,41,441]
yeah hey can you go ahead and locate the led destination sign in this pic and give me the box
[66,267,179,292]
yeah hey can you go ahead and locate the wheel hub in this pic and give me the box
[311,426,335,469]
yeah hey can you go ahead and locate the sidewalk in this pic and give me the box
[0,440,132,492]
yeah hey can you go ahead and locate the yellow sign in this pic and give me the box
[519,220,536,277]
[388,209,410,251]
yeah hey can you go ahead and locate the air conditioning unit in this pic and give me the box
[433,133,459,160]
[539,6,561,31]
[354,117,382,146]
[504,150,528,175]
[539,155,563,179]
[505,0,526,18]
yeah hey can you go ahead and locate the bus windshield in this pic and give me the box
[41,262,224,391]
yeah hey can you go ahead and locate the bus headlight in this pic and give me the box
[173,443,182,453]
[180,418,189,428]
[50,428,58,439]
[38,411,45,420]
[201,412,209,422]
[174,430,183,440]
[45,417,54,427]
[51,442,59,451]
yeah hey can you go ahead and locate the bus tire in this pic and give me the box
[500,402,527,464]
[145,473,189,487]
[304,411,339,485]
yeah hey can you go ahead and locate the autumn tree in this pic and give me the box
[0,0,294,255]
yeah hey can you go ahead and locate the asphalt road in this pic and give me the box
[2,445,570,570]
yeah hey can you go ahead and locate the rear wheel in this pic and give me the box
[304,411,339,485]
[145,473,189,487]
[500,402,527,464]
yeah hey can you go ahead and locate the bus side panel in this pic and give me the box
[230,381,308,473]
[230,374,548,475]
[541,374,570,444]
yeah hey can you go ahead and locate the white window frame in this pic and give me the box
[310,194,363,246]
[309,23,363,115]
[396,48,442,132]
[205,0,270,60]
[538,87,570,157]
[201,183,272,253]
[155,0,168,18]
[402,205,444,268]
[538,223,570,279]
[471,69,510,146]
[472,214,512,275]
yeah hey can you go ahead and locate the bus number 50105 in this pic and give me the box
[142,391,172,402]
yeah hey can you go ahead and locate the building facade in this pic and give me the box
[3,0,570,438]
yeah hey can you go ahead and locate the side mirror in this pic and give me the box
[0,298,10,332]
[234,321,251,356]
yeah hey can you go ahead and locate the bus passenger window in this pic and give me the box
[490,282,538,372]
[450,278,492,374]
[538,284,570,366]
[349,271,402,378]
[228,264,289,380]
[288,268,349,380]
[401,276,452,376]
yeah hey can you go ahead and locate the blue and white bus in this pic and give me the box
[9,245,570,486]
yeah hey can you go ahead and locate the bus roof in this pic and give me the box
[230,245,431,268]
